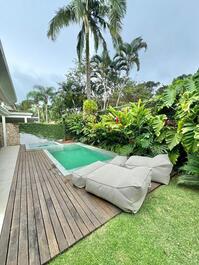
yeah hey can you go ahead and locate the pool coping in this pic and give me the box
[26,141,62,150]
[44,142,116,178]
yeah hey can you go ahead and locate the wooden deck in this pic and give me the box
[0,146,160,265]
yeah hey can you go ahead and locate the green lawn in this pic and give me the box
[50,179,199,265]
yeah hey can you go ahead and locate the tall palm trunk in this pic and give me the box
[85,30,91,98]
[45,104,48,123]
[116,76,128,107]
[37,106,40,123]
[116,89,122,107]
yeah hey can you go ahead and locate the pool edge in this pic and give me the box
[44,143,116,178]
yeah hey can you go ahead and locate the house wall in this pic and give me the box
[0,122,20,146]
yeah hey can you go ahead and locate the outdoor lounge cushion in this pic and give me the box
[72,161,105,188]
[125,154,173,185]
[109,155,128,166]
[86,164,152,213]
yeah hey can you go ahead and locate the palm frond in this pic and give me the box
[77,25,85,61]
[47,5,76,40]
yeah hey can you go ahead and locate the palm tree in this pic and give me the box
[34,86,54,123]
[91,52,118,110]
[27,90,42,122]
[114,37,147,106]
[114,37,147,76]
[28,86,54,123]
[47,0,126,99]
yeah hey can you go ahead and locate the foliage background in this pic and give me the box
[20,123,65,140]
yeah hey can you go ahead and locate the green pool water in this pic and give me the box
[49,144,114,170]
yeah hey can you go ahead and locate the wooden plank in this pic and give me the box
[2,147,164,265]
[35,152,78,246]
[37,153,83,242]
[29,152,59,258]
[41,150,121,223]
[75,187,114,223]
[32,152,67,253]
[18,150,29,265]
[26,151,40,265]
[38,152,90,236]
[6,147,23,265]
[38,151,84,241]
[150,182,161,192]
[0,147,21,265]
[28,151,50,264]
[33,152,75,248]
[40,152,95,233]
[66,183,101,227]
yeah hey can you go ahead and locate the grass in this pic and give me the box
[50,179,199,265]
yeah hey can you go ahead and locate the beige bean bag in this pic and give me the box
[109,155,128,166]
[72,156,128,188]
[72,161,105,188]
[125,154,173,185]
[86,164,152,213]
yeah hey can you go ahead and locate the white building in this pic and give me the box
[0,40,37,147]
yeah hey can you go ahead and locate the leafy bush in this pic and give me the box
[19,123,65,140]
[153,71,199,166]
[63,71,199,187]
[178,153,199,187]
[91,100,168,156]
[83,99,98,115]
[64,113,86,140]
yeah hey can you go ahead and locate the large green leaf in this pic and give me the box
[182,122,198,153]
[161,85,176,108]
[166,129,182,151]
[151,114,166,136]
[168,149,180,165]
[178,153,199,187]
[194,124,199,148]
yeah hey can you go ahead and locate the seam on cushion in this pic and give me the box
[74,162,106,176]
[81,162,107,176]
[87,170,151,189]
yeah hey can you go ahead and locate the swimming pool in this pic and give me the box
[45,143,115,175]
[27,141,59,150]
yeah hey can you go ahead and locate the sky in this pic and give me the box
[0,0,199,102]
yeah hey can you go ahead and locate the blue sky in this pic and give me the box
[1,0,199,102]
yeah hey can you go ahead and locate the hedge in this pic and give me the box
[19,123,65,140]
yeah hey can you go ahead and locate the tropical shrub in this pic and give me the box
[63,70,199,187]
[64,113,85,140]
[83,99,98,115]
[87,100,168,156]
[153,71,199,165]
[178,153,199,187]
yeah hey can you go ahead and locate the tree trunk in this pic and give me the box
[37,107,40,123]
[116,89,122,107]
[103,98,106,111]
[85,30,91,99]
[45,104,48,123]
[103,81,108,110]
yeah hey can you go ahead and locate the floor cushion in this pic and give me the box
[86,164,152,213]
[109,155,128,166]
[125,154,173,185]
[72,161,105,188]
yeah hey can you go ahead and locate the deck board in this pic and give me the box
[0,146,161,265]
[0,147,121,265]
